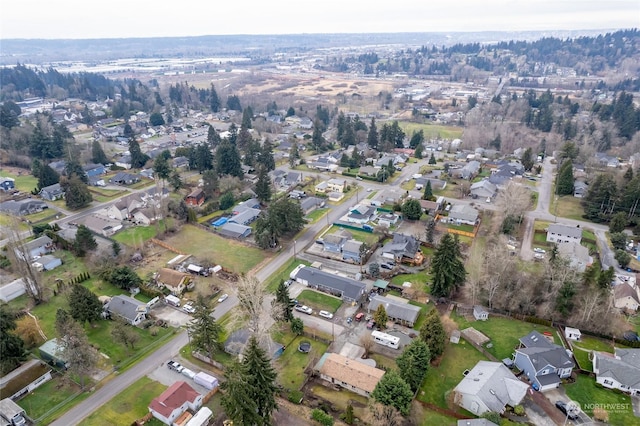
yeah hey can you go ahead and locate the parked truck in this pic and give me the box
[193,371,219,390]
[0,399,27,426]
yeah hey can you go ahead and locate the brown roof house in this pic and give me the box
[315,352,385,397]
[148,381,203,425]
[613,283,640,313]
[185,188,205,207]
[155,268,191,296]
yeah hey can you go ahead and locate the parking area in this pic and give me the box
[151,303,192,327]
[147,358,217,395]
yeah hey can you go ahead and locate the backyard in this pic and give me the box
[276,335,328,392]
[18,374,82,423]
[296,289,343,313]
[564,374,635,426]
[570,335,618,372]
[305,208,329,224]
[0,168,39,193]
[325,225,379,246]
[164,224,268,274]
[550,194,585,221]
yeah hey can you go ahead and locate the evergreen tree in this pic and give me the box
[409,130,424,149]
[65,160,88,184]
[273,280,294,322]
[430,233,466,297]
[219,192,235,210]
[169,171,182,191]
[188,295,224,359]
[289,141,300,168]
[195,143,213,173]
[241,107,253,129]
[396,339,431,392]
[111,240,121,257]
[149,112,165,126]
[61,175,93,210]
[367,118,378,149]
[210,84,220,112]
[374,305,388,329]
[201,169,219,199]
[32,160,60,190]
[609,211,627,234]
[414,143,424,159]
[423,180,433,200]
[521,147,534,171]
[0,305,26,374]
[556,160,574,195]
[91,140,108,164]
[401,199,423,220]
[623,166,634,181]
[371,370,413,416]
[419,309,446,358]
[207,124,221,148]
[68,284,102,324]
[153,152,171,182]
[221,335,278,425]
[428,152,436,165]
[129,139,149,168]
[216,140,243,178]
[74,224,97,257]
[258,140,276,172]
[581,173,618,222]
[255,167,272,204]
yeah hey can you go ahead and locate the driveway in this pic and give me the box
[536,387,593,425]
[151,304,193,327]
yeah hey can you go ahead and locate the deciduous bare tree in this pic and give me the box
[495,181,532,223]
[6,215,44,304]
[360,333,374,359]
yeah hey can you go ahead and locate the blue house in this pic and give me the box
[83,163,107,178]
[0,176,15,191]
[342,240,364,263]
[513,331,574,392]
[322,231,351,254]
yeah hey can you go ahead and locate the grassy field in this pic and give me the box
[296,289,343,313]
[550,194,585,221]
[409,300,434,330]
[305,208,329,224]
[0,168,38,192]
[398,122,464,140]
[565,374,635,426]
[112,223,162,247]
[80,377,167,426]
[309,383,369,420]
[88,187,128,203]
[19,375,83,422]
[418,340,488,409]
[276,336,328,392]
[452,313,556,360]
[164,224,267,274]
[369,353,397,370]
[390,271,432,291]
[326,225,379,246]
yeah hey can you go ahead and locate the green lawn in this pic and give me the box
[572,347,593,372]
[276,336,328,392]
[165,224,267,274]
[572,336,616,353]
[550,194,585,221]
[565,374,635,426]
[24,209,64,224]
[327,225,379,246]
[418,340,488,409]
[265,258,311,293]
[296,289,343,313]
[390,271,432,290]
[0,168,38,192]
[80,377,167,426]
[369,353,397,370]
[398,122,464,140]
[409,300,434,330]
[112,224,161,246]
[305,208,329,224]
[19,375,81,421]
[88,187,128,203]
[452,313,556,360]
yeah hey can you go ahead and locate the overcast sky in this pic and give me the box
[1,0,638,39]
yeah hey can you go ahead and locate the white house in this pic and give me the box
[593,348,640,396]
[453,361,529,415]
[546,223,582,244]
[473,306,489,321]
[107,295,148,326]
[613,283,640,312]
[448,204,479,225]
[564,327,581,341]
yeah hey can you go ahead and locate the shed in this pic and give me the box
[39,338,68,369]
[564,327,581,341]
[32,254,62,272]
[373,279,389,290]
[473,305,489,321]
[450,329,461,344]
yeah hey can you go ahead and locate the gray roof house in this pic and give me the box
[453,361,529,416]
[557,242,592,272]
[323,231,351,254]
[367,295,421,327]
[224,329,283,359]
[342,239,364,264]
[107,295,148,326]
[0,176,15,191]
[347,205,377,224]
[452,160,481,180]
[32,254,62,272]
[229,208,261,226]
[593,348,640,395]
[448,204,479,225]
[291,265,366,303]
[573,180,588,198]
[109,172,140,186]
[218,222,252,239]
[300,196,324,214]
[233,198,260,215]
[16,235,54,261]
[381,233,420,262]
[546,223,582,244]
[39,183,65,201]
[470,180,497,199]
[0,199,48,216]
[514,330,574,391]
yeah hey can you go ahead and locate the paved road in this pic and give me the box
[51,330,188,426]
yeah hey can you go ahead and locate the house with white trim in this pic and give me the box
[593,348,640,396]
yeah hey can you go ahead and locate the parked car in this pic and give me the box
[366,320,376,329]
[533,247,546,253]
[217,293,229,303]
[167,360,184,373]
[380,263,394,270]
[355,312,365,322]
[182,304,195,314]
[181,367,196,379]
[318,310,333,319]
[555,401,579,420]
[295,304,313,315]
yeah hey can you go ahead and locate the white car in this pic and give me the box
[182,304,195,314]
[318,310,334,319]
[181,367,196,379]
[295,304,313,315]
[533,248,546,254]
[218,293,229,303]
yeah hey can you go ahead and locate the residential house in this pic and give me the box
[415,176,447,190]
[358,166,378,177]
[217,222,252,239]
[39,183,65,201]
[299,197,324,214]
[79,214,123,236]
[347,204,376,224]
[322,230,351,254]
[232,198,260,215]
[104,194,144,221]
[592,348,640,395]
[48,160,67,175]
[367,295,421,327]
[115,154,132,169]
[229,208,261,226]
[291,265,366,303]
[327,178,347,193]
[315,352,385,397]
[109,172,140,186]
[514,330,574,391]
[32,254,62,272]
[473,306,489,321]
[0,176,15,191]
[557,242,592,272]
[315,181,329,193]
[289,190,306,200]
[223,328,283,359]
[39,338,68,369]
[613,282,640,312]
[0,199,48,216]
[83,163,107,178]
[342,240,364,264]
[595,152,620,168]
[148,381,203,425]
[453,361,529,415]
[107,295,148,326]
[448,204,479,225]
[419,197,444,215]
[15,235,54,260]
[185,188,205,207]
[381,233,421,264]
[172,156,190,170]
[377,213,400,228]
[155,268,191,295]
[272,169,302,189]
[88,175,106,187]
[573,180,588,198]
[546,223,582,244]
[451,160,481,180]
[470,180,497,199]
